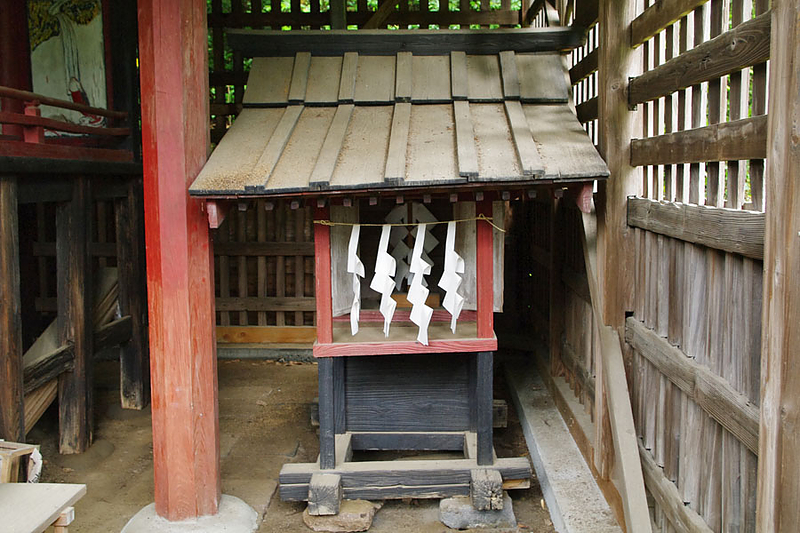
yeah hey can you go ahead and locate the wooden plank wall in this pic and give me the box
[208,0,526,144]
[622,0,768,529]
[567,2,598,143]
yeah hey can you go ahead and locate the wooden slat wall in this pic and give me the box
[213,200,316,327]
[621,0,768,529]
[208,1,526,144]
[568,22,598,143]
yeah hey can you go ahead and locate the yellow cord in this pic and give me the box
[313,213,505,233]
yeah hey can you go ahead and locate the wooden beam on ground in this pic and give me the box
[757,0,800,529]
[23,344,74,395]
[629,11,771,105]
[227,28,586,57]
[630,115,768,166]
[56,177,93,454]
[627,198,764,259]
[630,0,711,48]
[625,317,759,454]
[138,0,221,519]
[116,178,149,410]
[0,176,24,442]
[581,207,652,533]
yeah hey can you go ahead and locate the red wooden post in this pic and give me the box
[23,103,45,144]
[138,0,221,520]
[314,204,333,345]
[0,1,31,139]
[476,198,494,339]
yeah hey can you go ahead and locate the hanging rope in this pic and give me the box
[313,213,506,233]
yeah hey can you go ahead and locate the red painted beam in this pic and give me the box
[138,0,220,520]
[0,2,31,139]
[476,199,494,339]
[314,205,334,345]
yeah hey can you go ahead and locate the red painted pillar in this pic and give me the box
[476,198,494,339]
[0,0,32,138]
[137,0,221,520]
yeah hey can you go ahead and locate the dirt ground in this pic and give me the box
[32,357,556,532]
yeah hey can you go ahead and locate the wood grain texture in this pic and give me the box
[569,48,597,85]
[503,101,543,177]
[0,176,24,442]
[631,0,710,48]
[630,115,767,166]
[314,205,333,344]
[288,52,312,103]
[216,326,316,344]
[306,56,344,105]
[394,52,413,102]
[629,11,771,105]
[627,198,764,259]
[499,51,520,99]
[338,53,359,102]
[385,102,412,182]
[411,55,452,103]
[354,55,396,103]
[453,101,479,178]
[309,104,354,187]
[757,0,800,528]
[252,105,304,191]
[450,51,469,100]
[242,57,294,105]
[56,177,93,455]
[625,317,759,454]
[314,337,498,357]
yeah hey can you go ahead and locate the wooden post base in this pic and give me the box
[279,431,530,508]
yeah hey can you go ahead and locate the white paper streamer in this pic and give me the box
[438,221,466,333]
[347,225,365,335]
[369,225,398,337]
[407,223,434,345]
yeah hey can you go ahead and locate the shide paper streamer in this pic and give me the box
[407,223,434,345]
[369,225,397,337]
[347,225,365,335]
[438,221,465,333]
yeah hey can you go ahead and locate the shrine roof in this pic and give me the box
[189,30,609,198]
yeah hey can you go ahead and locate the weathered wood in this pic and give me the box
[569,48,597,85]
[216,297,316,312]
[314,337,498,357]
[23,344,74,395]
[24,380,58,435]
[56,177,93,454]
[213,241,314,256]
[115,178,149,410]
[252,105,304,190]
[333,357,346,435]
[630,115,767,166]
[757,0,800,527]
[627,198,764,260]
[0,176,24,442]
[216,326,316,344]
[309,104,353,187]
[363,0,400,28]
[499,51,520,99]
[629,11,771,105]
[631,0,710,48]
[338,53,358,102]
[228,28,586,57]
[575,96,598,124]
[504,101,543,177]
[308,473,342,516]
[318,357,336,470]
[450,51,469,100]
[453,101,479,178]
[471,469,504,510]
[394,52,413,102]
[93,316,133,352]
[639,442,714,532]
[625,317,759,454]
[138,0,221,517]
[384,102,412,182]
[350,431,466,451]
[280,456,531,486]
[411,55,452,103]
[476,200,494,338]
[288,52,312,103]
[476,352,494,466]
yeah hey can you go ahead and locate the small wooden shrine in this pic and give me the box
[190,29,608,514]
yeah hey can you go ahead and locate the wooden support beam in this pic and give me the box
[138,0,221,519]
[206,200,230,229]
[576,97,598,124]
[363,0,400,28]
[0,176,24,442]
[318,358,336,470]
[569,48,598,85]
[627,198,764,259]
[314,205,333,344]
[629,11,771,105]
[581,207,652,533]
[308,473,342,515]
[757,0,800,528]
[476,352,494,466]
[330,0,347,29]
[116,179,149,410]
[630,115,768,167]
[56,177,93,454]
[476,199,494,339]
[23,344,74,395]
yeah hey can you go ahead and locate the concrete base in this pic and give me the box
[121,495,258,533]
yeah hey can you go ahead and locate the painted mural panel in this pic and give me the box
[28,0,107,129]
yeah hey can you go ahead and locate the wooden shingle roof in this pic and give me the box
[190,33,609,197]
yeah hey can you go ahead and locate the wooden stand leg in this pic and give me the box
[308,473,342,516]
[476,351,494,466]
[319,357,336,470]
[53,506,75,533]
[115,177,149,410]
[0,176,24,442]
[57,177,93,454]
[333,357,346,434]
[471,469,504,510]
